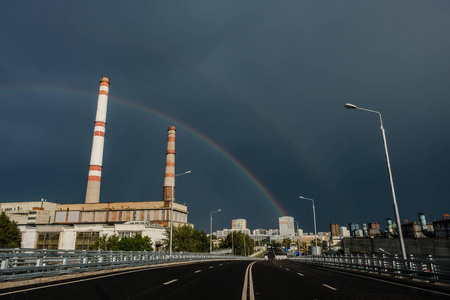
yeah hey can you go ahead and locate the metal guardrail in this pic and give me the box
[0,248,258,282]
[290,254,450,284]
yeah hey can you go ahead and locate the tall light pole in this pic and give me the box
[299,196,318,254]
[294,220,300,253]
[169,170,191,255]
[345,103,407,260]
[231,231,234,256]
[210,209,221,253]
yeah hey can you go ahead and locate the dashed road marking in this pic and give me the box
[209,266,214,269]
[163,279,178,285]
[297,273,304,276]
[195,270,202,273]
[286,268,290,271]
[322,284,337,291]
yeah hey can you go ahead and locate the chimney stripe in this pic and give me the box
[88,176,102,182]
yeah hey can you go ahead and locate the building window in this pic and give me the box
[36,232,60,250]
[118,231,141,238]
[75,232,100,250]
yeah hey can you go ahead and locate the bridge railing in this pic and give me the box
[0,248,258,282]
[290,254,450,284]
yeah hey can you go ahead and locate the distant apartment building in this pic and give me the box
[253,229,267,235]
[268,229,279,235]
[369,222,380,230]
[232,219,247,230]
[330,223,340,237]
[279,216,295,237]
[340,226,350,237]
[349,223,360,237]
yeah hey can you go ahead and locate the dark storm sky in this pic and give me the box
[1,1,450,233]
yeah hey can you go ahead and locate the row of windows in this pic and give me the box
[55,210,188,223]
[35,232,156,250]
[36,232,101,250]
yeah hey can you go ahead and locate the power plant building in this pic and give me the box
[1,77,191,251]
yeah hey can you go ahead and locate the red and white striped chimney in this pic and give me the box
[85,77,110,204]
[163,126,176,206]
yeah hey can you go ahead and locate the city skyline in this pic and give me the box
[2,1,450,233]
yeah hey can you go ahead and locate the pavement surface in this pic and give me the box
[1,253,449,299]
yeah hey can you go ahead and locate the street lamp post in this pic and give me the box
[345,103,407,260]
[299,196,318,254]
[294,220,300,253]
[231,231,234,256]
[169,170,192,256]
[210,209,221,253]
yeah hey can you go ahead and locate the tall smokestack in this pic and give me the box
[163,126,176,207]
[85,77,110,204]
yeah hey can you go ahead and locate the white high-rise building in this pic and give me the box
[279,216,295,236]
[340,226,351,237]
[232,219,247,230]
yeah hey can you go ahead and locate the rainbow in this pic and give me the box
[0,86,288,216]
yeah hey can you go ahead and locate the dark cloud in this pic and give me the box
[1,1,450,232]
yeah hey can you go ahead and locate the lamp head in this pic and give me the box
[345,103,357,109]
[185,171,192,174]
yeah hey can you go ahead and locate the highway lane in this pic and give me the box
[0,260,248,300]
[1,258,449,299]
[252,259,450,300]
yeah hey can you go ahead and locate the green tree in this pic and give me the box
[282,238,292,249]
[0,212,21,248]
[269,240,281,248]
[219,231,255,256]
[91,234,120,250]
[163,225,209,252]
[117,234,153,251]
[92,234,153,251]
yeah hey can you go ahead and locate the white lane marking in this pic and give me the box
[242,261,258,300]
[297,273,304,276]
[163,279,178,285]
[195,270,202,273]
[209,266,214,269]
[219,264,223,266]
[249,262,255,300]
[322,284,337,291]
[286,268,290,271]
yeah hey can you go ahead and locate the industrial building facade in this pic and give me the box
[19,223,167,251]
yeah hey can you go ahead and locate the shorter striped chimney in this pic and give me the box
[85,77,110,204]
[163,126,176,207]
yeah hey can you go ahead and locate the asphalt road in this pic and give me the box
[1,256,449,300]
